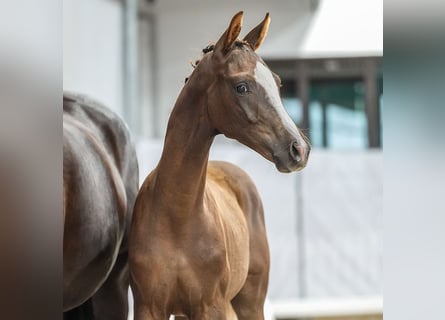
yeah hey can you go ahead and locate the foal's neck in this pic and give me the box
[154,76,215,217]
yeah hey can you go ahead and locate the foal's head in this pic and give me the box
[193,12,310,172]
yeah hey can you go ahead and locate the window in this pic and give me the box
[309,79,368,149]
[281,75,382,149]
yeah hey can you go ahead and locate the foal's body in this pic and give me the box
[130,12,310,319]
[63,93,139,319]
[130,92,269,318]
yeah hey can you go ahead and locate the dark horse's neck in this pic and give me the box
[154,73,216,218]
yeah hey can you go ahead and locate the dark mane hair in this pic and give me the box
[185,40,250,83]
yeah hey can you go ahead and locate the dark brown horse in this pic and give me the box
[63,93,139,319]
[129,12,310,320]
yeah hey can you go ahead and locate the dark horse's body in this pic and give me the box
[63,93,138,319]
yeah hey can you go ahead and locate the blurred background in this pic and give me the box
[63,0,382,319]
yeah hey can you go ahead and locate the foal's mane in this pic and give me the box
[185,40,250,83]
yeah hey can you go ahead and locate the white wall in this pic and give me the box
[63,0,123,116]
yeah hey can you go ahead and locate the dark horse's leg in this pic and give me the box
[90,251,130,320]
[63,299,94,320]
[63,251,129,320]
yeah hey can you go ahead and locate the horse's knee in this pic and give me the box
[189,303,236,320]
[134,305,168,320]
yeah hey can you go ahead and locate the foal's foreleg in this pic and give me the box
[133,304,169,320]
[188,302,237,320]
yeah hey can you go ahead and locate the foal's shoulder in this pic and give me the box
[208,161,262,214]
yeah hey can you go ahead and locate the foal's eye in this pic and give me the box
[235,83,249,94]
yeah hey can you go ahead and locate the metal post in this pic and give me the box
[296,173,306,298]
[296,62,309,297]
[297,61,310,138]
[149,13,160,138]
[321,101,328,147]
[122,0,139,137]
[364,59,379,148]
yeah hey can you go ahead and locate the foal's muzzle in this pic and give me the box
[273,140,310,173]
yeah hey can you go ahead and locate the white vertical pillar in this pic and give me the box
[123,0,139,137]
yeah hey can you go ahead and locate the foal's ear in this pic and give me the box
[215,11,244,54]
[243,13,270,51]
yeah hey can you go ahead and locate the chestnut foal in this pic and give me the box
[129,12,310,320]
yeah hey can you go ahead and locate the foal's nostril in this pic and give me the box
[290,141,303,162]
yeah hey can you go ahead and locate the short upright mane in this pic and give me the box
[185,40,250,83]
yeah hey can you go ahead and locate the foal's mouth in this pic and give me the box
[273,156,307,173]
